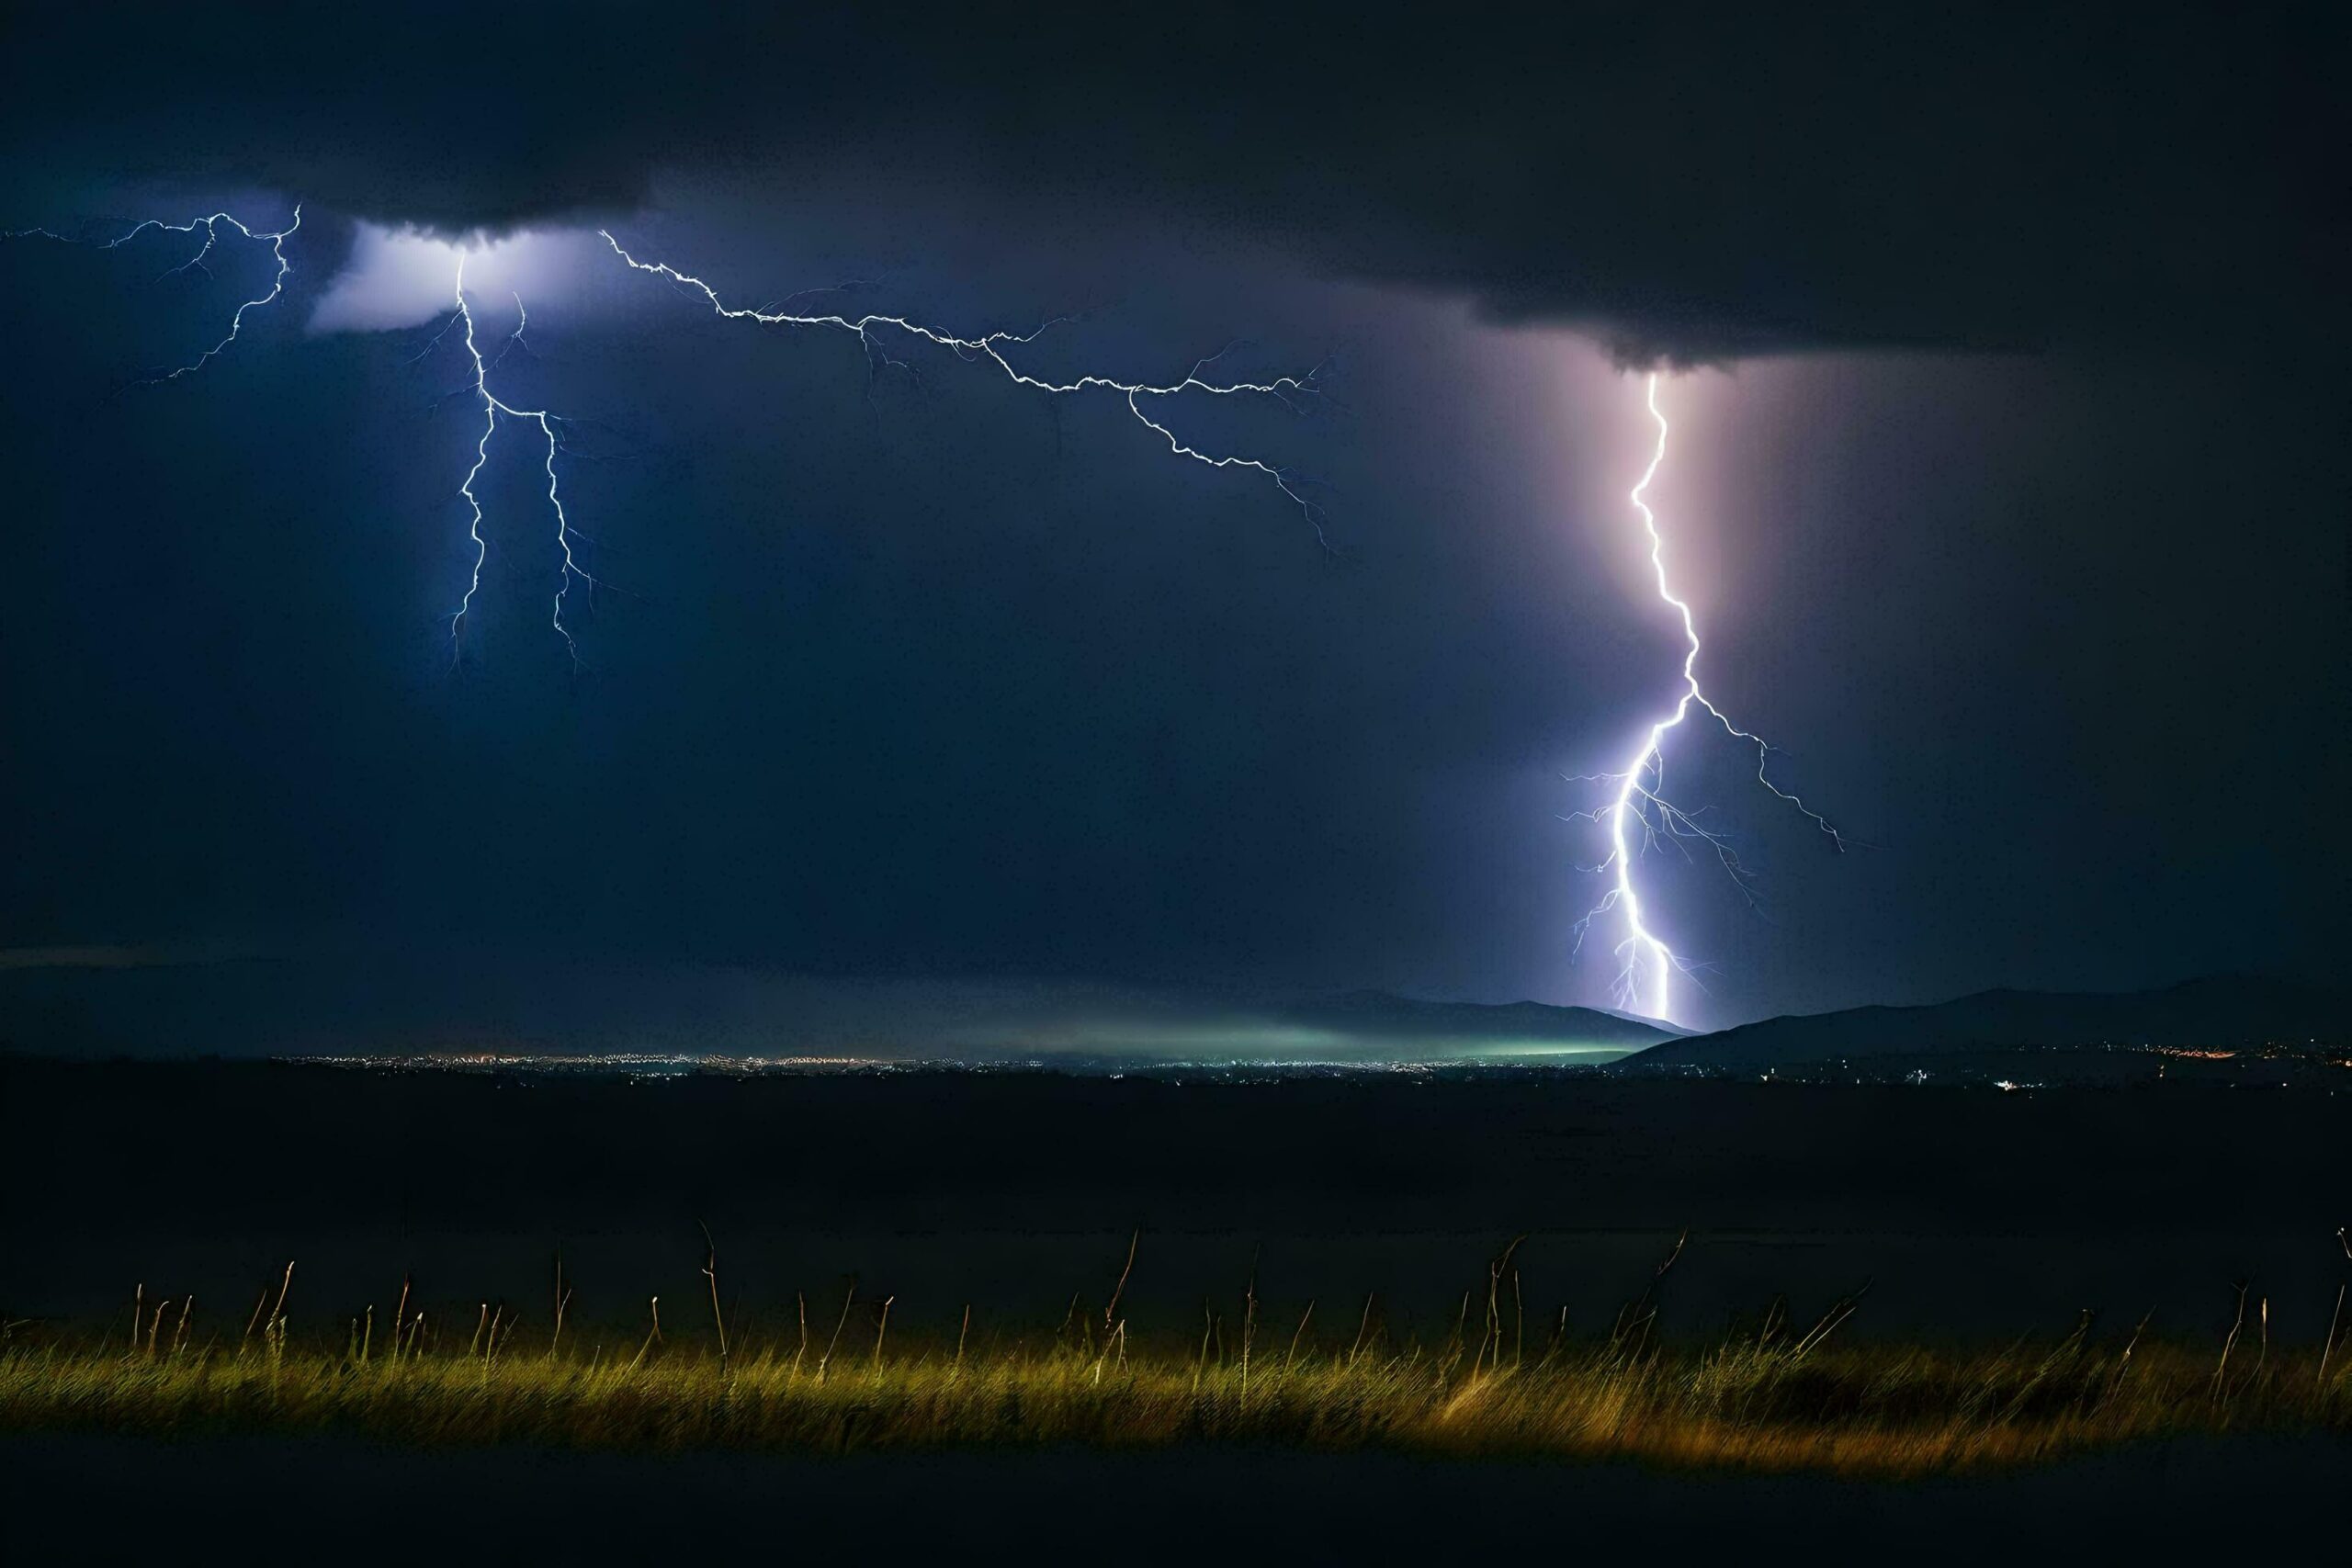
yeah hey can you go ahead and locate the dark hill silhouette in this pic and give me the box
[1632,976,2346,1071]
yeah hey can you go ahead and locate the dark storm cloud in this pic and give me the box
[3,4,2346,1046]
[6,3,2337,366]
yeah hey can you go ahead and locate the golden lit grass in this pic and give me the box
[6,1287,2346,1476]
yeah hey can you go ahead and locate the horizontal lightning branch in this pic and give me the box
[598,231,1334,548]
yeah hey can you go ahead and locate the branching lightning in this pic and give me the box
[1570,372,1844,1024]
[4,207,300,384]
[439,259,594,669]
[598,231,1334,547]
[11,203,1335,668]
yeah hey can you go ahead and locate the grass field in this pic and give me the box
[7,1258,2346,1476]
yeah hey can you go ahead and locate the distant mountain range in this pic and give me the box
[0,953,1686,1063]
[5,951,2334,1073]
[1629,976,2346,1072]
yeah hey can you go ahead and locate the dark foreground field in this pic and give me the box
[5,1056,2345,1337]
[4,1056,2347,1560]
[6,1432,2346,1563]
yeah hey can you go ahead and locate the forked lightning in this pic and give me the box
[438,262,594,668]
[1571,373,1844,1023]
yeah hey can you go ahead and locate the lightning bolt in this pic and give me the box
[597,231,1334,547]
[5,207,300,384]
[1571,372,1844,1024]
[12,203,1335,667]
[440,258,593,670]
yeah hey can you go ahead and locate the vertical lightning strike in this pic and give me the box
[446,258,593,669]
[1572,372,1844,1024]
[597,232,1333,546]
[5,207,300,383]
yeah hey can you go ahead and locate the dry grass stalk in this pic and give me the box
[816,1280,855,1383]
[242,1287,268,1354]
[1103,1230,1139,1337]
[700,1224,729,1378]
[1240,1256,1259,1409]
[2211,1282,2248,1404]
[551,1254,571,1359]
[626,1297,663,1374]
[1285,1301,1315,1373]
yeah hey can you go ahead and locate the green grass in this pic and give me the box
[6,1277,2346,1475]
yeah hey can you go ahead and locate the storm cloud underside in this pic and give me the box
[5,4,2337,367]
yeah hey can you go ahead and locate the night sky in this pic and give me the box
[1,5,2343,1043]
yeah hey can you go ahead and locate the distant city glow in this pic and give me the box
[309,1042,1641,1079]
